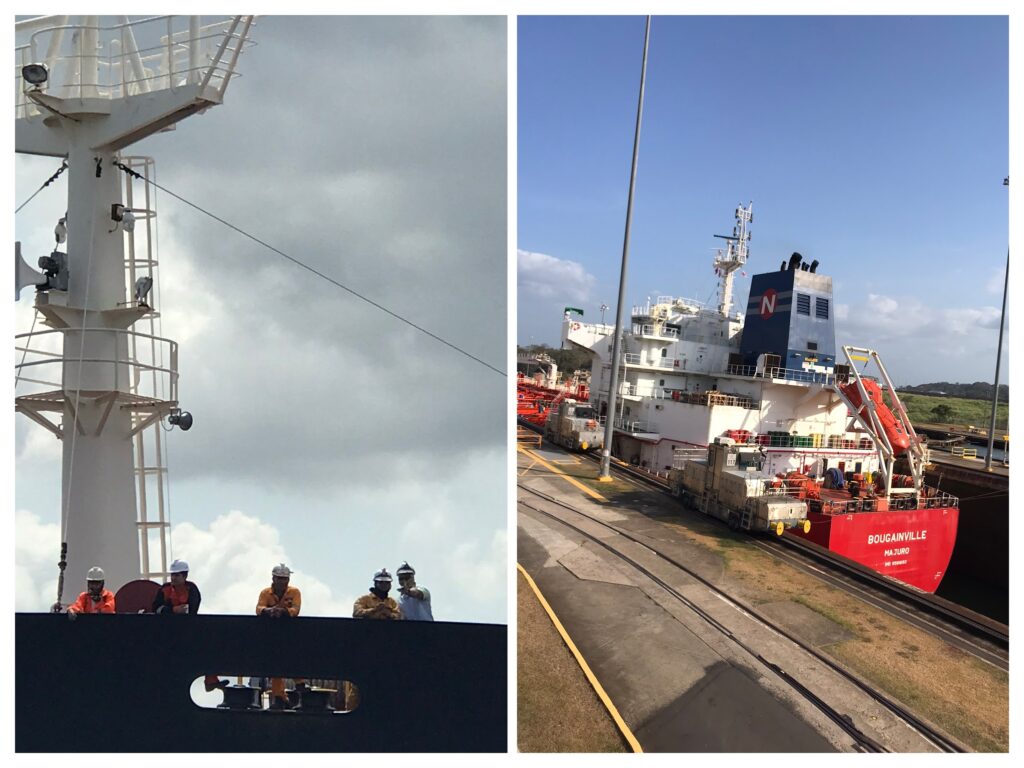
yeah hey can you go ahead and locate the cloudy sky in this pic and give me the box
[518,15,1009,387]
[13,16,507,622]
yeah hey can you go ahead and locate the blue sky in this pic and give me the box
[518,15,1009,386]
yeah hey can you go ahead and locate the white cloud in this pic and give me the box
[170,511,355,616]
[15,424,62,463]
[518,249,596,302]
[15,510,61,611]
[986,267,1007,296]
[15,508,356,617]
[868,294,900,315]
[835,292,1005,382]
[440,527,507,615]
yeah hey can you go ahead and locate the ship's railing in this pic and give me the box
[920,487,960,508]
[813,485,960,515]
[622,353,677,369]
[658,388,759,410]
[15,15,254,118]
[632,323,680,339]
[15,326,178,403]
[632,295,705,318]
[761,484,804,499]
[614,418,658,434]
[618,381,638,397]
[726,362,835,385]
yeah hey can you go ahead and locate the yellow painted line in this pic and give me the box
[517,445,607,502]
[518,459,539,477]
[517,563,643,753]
[849,354,870,362]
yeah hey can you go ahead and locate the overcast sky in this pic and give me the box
[13,16,507,623]
[518,15,1009,387]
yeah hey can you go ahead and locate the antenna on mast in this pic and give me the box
[712,201,752,317]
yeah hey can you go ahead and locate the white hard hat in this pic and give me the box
[396,562,415,577]
[86,566,105,581]
[373,567,392,583]
[272,563,292,578]
[169,559,189,574]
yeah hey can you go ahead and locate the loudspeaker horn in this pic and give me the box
[15,241,44,300]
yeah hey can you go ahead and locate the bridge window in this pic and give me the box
[796,293,810,315]
[807,341,818,351]
[815,297,830,319]
[661,348,667,358]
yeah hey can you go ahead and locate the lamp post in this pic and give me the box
[600,15,650,481]
[985,178,1008,471]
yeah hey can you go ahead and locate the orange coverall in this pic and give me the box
[67,589,116,614]
[256,586,302,703]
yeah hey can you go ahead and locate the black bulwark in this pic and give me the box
[16,613,506,752]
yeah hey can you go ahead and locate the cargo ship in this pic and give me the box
[558,203,959,593]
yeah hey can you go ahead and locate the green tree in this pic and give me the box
[931,404,954,422]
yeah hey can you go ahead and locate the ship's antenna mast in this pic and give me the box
[14,16,254,594]
[713,202,752,316]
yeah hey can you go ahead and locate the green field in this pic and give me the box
[896,392,1008,432]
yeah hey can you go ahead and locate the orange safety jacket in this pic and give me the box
[256,586,301,617]
[68,589,116,614]
[353,592,400,620]
[152,581,201,614]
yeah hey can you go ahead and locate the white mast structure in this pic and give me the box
[713,202,752,316]
[14,16,254,595]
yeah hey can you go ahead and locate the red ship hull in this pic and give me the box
[790,505,959,592]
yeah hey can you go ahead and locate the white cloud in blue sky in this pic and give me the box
[518,249,596,302]
[517,15,1008,386]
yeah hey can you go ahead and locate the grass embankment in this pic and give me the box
[517,571,629,753]
[896,393,1008,433]
[656,513,1009,752]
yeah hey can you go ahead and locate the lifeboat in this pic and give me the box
[840,379,911,456]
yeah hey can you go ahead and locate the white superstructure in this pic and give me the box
[562,204,882,479]
[14,16,254,593]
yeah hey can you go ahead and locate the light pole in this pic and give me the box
[600,15,651,482]
[985,176,1008,471]
[600,303,609,324]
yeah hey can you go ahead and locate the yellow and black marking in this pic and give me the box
[517,444,607,502]
[517,563,643,753]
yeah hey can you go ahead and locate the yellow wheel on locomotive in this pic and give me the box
[775,521,785,536]
[802,519,811,534]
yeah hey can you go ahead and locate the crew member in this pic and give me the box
[353,568,401,620]
[152,559,226,692]
[152,558,201,615]
[257,564,302,709]
[347,567,400,708]
[395,561,433,621]
[52,566,115,617]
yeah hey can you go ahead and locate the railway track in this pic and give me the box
[556,444,1009,664]
[518,481,965,753]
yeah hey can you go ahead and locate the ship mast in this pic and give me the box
[713,202,752,316]
[14,16,254,593]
